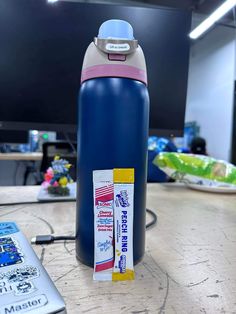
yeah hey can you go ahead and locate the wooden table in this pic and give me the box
[0,183,236,313]
[0,152,43,161]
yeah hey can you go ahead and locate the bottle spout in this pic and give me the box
[98,19,134,40]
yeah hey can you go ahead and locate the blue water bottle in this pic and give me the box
[76,20,149,266]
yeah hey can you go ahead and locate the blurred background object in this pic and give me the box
[147,136,177,182]
[190,137,207,155]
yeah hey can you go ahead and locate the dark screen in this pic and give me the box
[56,132,77,142]
[0,130,28,144]
[0,0,191,136]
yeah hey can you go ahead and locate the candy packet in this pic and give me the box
[112,168,135,281]
[93,170,114,281]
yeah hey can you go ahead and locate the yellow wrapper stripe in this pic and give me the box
[113,168,134,183]
[113,168,135,281]
[112,269,135,281]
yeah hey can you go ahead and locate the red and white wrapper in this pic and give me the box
[93,170,114,281]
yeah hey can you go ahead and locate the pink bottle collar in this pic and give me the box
[81,64,147,85]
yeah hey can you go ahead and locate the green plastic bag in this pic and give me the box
[153,152,236,187]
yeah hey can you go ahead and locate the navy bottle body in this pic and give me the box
[76,77,149,267]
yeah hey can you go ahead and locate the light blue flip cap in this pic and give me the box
[98,19,134,40]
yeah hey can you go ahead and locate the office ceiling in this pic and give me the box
[128,0,235,18]
[63,0,235,21]
[127,0,223,13]
[64,0,231,13]
[122,0,235,21]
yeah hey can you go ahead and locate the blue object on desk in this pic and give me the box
[0,222,19,236]
[147,136,177,182]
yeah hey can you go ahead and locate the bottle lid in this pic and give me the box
[98,19,134,40]
[81,19,147,85]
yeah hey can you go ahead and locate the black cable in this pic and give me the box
[146,208,158,229]
[31,208,157,245]
[0,200,76,206]
[0,200,157,228]
[31,235,75,244]
[51,236,76,241]
[0,200,158,229]
[0,199,157,243]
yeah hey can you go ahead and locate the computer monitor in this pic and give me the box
[0,130,29,144]
[56,132,77,142]
[0,0,191,136]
